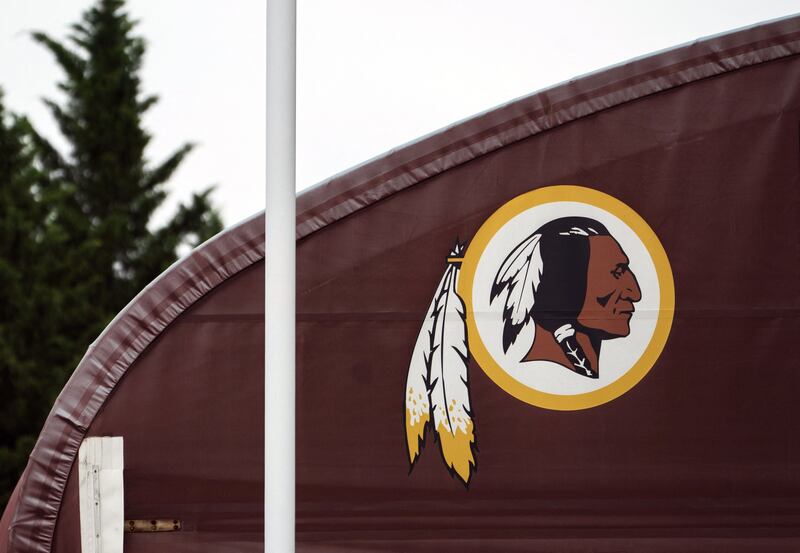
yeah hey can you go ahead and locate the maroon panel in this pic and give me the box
[295,20,800,553]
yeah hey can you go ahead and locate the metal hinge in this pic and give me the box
[125,519,182,533]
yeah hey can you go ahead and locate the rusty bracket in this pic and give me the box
[125,519,182,533]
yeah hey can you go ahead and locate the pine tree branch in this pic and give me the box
[30,32,86,82]
[127,187,222,292]
[142,142,194,190]
[40,98,79,147]
[138,94,158,113]
[26,125,75,183]
[158,187,222,243]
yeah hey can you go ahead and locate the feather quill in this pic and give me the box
[490,233,543,351]
[429,260,475,485]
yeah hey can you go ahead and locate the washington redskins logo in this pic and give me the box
[404,185,675,486]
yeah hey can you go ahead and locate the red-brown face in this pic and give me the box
[577,235,642,338]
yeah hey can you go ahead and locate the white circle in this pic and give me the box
[470,201,660,396]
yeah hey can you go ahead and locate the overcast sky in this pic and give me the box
[2,1,798,227]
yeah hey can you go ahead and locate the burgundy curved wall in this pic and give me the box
[294,32,800,553]
[52,262,264,553]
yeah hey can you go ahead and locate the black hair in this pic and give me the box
[526,217,610,378]
[492,216,611,377]
[531,217,610,333]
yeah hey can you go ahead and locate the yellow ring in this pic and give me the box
[459,185,675,410]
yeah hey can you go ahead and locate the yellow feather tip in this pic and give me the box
[405,409,429,464]
[436,420,475,484]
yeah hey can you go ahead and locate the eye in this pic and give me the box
[611,265,626,279]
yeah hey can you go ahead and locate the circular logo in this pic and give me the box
[459,185,674,410]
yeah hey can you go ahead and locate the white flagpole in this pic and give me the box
[265,0,295,550]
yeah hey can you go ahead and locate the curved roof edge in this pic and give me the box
[296,14,800,240]
[6,212,264,553]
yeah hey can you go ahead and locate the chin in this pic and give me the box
[608,323,632,338]
[590,321,631,339]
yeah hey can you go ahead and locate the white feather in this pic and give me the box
[491,234,543,350]
[404,270,448,465]
[429,266,475,483]
[494,233,538,286]
[505,235,542,324]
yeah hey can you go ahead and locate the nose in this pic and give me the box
[621,269,642,302]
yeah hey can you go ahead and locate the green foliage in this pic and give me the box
[0,0,223,509]
[0,97,59,508]
[32,0,223,305]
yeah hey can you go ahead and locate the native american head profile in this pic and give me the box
[404,186,670,488]
[491,216,642,379]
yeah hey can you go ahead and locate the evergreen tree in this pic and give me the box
[0,93,60,507]
[32,0,223,315]
[0,0,223,508]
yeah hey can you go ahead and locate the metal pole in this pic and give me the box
[265,0,295,550]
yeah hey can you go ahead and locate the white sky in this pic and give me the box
[2,1,799,227]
